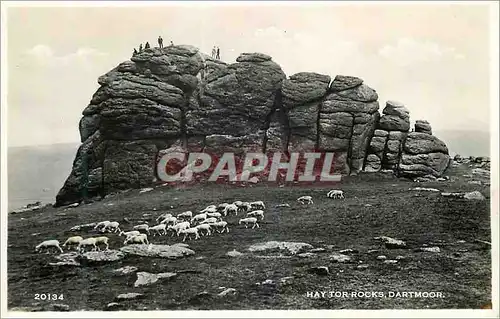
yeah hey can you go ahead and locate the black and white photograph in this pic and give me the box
[1,1,498,317]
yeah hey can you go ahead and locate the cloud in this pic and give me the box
[23,44,108,67]
[378,38,465,66]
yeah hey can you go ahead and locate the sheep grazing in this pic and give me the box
[233,200,243,206]
[149,224,167,236]
[179,227,200,242]
[210,221,229,233]
[160,216,177,226]
[206,212,222,220]
[201,217,218,225]
[247,210,265,220]
[94,220,111,231]
[224,204,238,216]
[217,203,229,212]
[119,230,141,239]
[195,224,212,236]
[239,217,259,229]
[35,240,64,254]
[200,205,217,213]
[94,236,110,251]
[168,221,190,237]
[191,213,207,225]
[156,213,172,223]
[297,195,313,205]
[177,211,193,220]
[327,189,345,199]
[124,233,149,245]
[250,201,265,210]
[238,202,252,213]
[102,221,121,233]
[77,238,98,253]
[133,224,150,235]
[62,236,83,251]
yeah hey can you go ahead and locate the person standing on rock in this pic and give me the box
[216,46,220,59]
[145,42,150,49]
[139,43,143,52]
[133,48,138,56]
[158,36,163,48]
[211,46,216,58]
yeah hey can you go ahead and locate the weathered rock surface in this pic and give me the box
[78,250,125,264]
[415,120,432,135]
[120,244,195,259]
[375,236,407,249]
[57,46,452,205]
[115,293,144,301]
[399,132,450,177]
[248,241,313,255]
[134,271,177,287]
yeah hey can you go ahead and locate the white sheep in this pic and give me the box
[297,195,313,205]
[238,202,252,213]
[133,224,150,234]
[77,238,98,252]
[93,220,110,231]
[168,221,190,237]
[210,221,229,233]
[247,210,265,220]
[217,203,229,212]
[179,227,200,241]
[327,190,345,199]
[177,211,193,220]
[224,204,238,216]
[233,200,243,207]
[200,205,217,213]
[191,213,207,225]
[62,236,83,251]
[195,224,212,236]
[35,240,64,254]
[250,201,265,209]
[149,224,167,236]
[239,217,259,229]
[156,213,172,223]
[200,217,217,224]
[124,233,149,245]
[94,236,110,251]
[102,221,121,233]
[160,216,177,226]
[206,212,222,220]
[119,230,141,238]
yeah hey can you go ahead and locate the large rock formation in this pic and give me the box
[55,45,451,206]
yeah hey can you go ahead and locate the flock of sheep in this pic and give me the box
[34,199,269,254]
[34,189,346,255]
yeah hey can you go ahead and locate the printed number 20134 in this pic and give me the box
[34,294,64,301]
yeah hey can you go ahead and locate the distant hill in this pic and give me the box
[8,143,79,211]
[434,130,490,157]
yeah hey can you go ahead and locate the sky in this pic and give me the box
[5,2,494,147]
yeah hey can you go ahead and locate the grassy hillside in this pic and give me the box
[7,163,491,311]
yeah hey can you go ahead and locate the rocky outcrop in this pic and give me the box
[319,76,379,174]
[56,45,451,206]
[415,120,432,135]
[399,132,450,177]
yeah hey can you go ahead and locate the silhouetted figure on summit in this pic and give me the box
[145,42,150,49]
[170,41,174,46]
[158,36,163,48]
[211,46,216,58]
[139,43,143,52]
[216,47,220,59]
[133,48,138,56]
